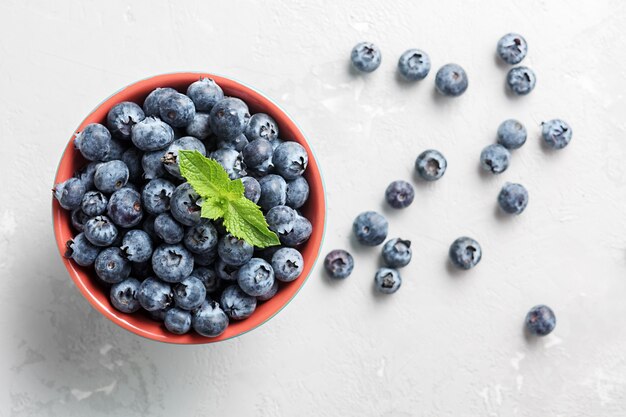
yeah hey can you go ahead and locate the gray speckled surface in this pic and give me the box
[3,0,626,415]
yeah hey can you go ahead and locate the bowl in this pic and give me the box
[52,73,326,344]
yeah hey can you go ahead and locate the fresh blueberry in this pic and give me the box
[84,215,118,247]
[193,247,218,267]
[480,144,511,174]
[143,87,177,117]
[131,116,175,151]
[217,234,254,266]
[74,123,112,161]
[542,119,572,149]
[285,176,309,209]
[497,33,528,65]
[162,136,206,178]
[141,149,167,180]
[120,229,153,262]
[415,149,447,181]
[353,211,388,246]
[507,66,536,95]
[110,278,141,313]
[280,215,312,247]
[53,178,86,210]
[257,280,279,301]
[141,215,160,243]
[193,300,229,337]
[190,267,221,293]
[397,49,431,81]
[498,183,529,215]
[170,182,202,226]
[152,243,194,283]
[159,92,196,128]
[71,208,88,232]
[237,258,275,297]
[258,174,287,210]
[210,148,247,179]
[244,113,279,142]
[209,97,250,139]
[107,188,143,228]
[74,162,99,190]
[95,247,131,284]
[215,258,239,281]
[107,101,145,140]
[183,218,218,254]
[173,276,206,310]
[270,137,284,151]
[525,304,556,336]
[449,237,482,270]
[94,160,129,193]
[142,178,175,215]
[497,119,527,150]
[242,139,273,175]
[65,233,100,266]
[121,147,143,182]
[350,42,382,73]
[382,238,412,268]
[102,139,128,162]
[374,268,402,294]
[435,64,469,97]
[266,205,297,235]
[385,180,414,209]
[220,284,257,319]
[81,191,108,217]
[273,141,308,180]
[186,78,224,112]
[241,176,261,203]
[138,277,172,311]
[217,134,249,152]
[186,112,212,139]
[164,307,192,334]
[324,249,354,279]
[271,248,303,282]
[154,213,185,244]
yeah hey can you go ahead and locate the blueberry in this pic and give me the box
[131,116,175,151]
[435,64,469,97]
[141,215,160,243]
[244,113,279,142]
[143,87,177,117]
[385,180,414,209]
[449,237,482,270]
[162,136,206,178]
[542,119,572,149]
[186,112,212,139]
[84,215,118,247]
[154,213,185,244]
[280,215,312,247]
[75,162,99,190]
[525,305,556,336]
[53,178,86,210]
[415,149,447,181]
[107,188,143,228]
[215,258,239,281]
[241,176,261,203]
[81,191,107,217]
[141,149,167,180]
[480,144,511,174]
[397,49,431,81]
[497,119,527,150]
[498,183,529,215]
[138,277,173,311]
[190,267,221,293]
[110,278,141,313]
[257,280,279,301]
[120,229,153,262]
[102,139,128,162]
[186,78,224,112]
[374,268,402,294]
[141,178,175,215]
[271,248,303,282]
[382,238,412,268]
[94,160,129,193]
[209,97,250,139]
[258,174,287,210]
[210,148,247,180]
[266,205,297,235]
[152,243,194,283]
[95,247,131,284]
[121,147,143,183]
[273,141,308,180]
[194,248,218,267]
[238,258,275,297]
[71,208,88,232]
[350,42,382,73]
[159,92,196,128]
[217,134,249,152]
[170,182,202,226]
[65,233,100,266]
[507,66,536,95]
[74,123,112,161]
[220,285,257,319]
[173,276,206,310]
[242,139,273,175]
[183,218,218,254]
[353,211,388,246]
[107,101,145,140]
[324,249,354,279]
[193,300,229,337]
[285,176,309,209]
[497,33,528,65]
[270,137,284,151]
[217,234,254,266]
[164,307,192,334]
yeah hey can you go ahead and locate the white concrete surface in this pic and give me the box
[1,0,626,415]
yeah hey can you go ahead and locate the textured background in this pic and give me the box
[2,0,626,415]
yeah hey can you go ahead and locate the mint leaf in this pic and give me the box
[225,178,245,199]
[223,197,281,248]
[200,196,225,220]
[179,150,231,198]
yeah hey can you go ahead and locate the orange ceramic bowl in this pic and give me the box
[53,73,325,344]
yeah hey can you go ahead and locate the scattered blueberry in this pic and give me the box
[74,123,112,161]
[193,300,229,337]
[353,211,388,246]
[385,180,415,209]
[218,234,254,266]
[186,78,224,112]
[137,277,172,312]
[209,97,250,139]
[480,144,511,174]
[324,249,354,279]
[131,116,175,151]
[415,149,447,181]
[374,268,402,294]
[507,66,536,95]
[351,42,382,73]
[94,160,129,193]
[151,243,194,283]
[449,237,482,270]
[382,238,412,268]
[107,188,143,228]
[164,307,192,334]
[258,174,287,211]
[542,119,572,149]
[497,33,528,65]
[398,49,431,81]
[110,278,141,313]
[220,285,257,320]
[245,113,279,142]
[525,304,556,336]
[498,183,529,215]
[273,141,308,180]
[54,178,86,210]
[173,276,207,310]
[497,119,527,150]
[435,64,468,97]
[95,247,131,284]
[84,215,119,247]
[121,229,153,262]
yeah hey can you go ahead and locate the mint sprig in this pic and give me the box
[179,150,280,248]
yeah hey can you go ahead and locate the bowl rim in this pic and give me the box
[52,72,326,344]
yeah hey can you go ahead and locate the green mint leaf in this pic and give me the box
[178,150,231,198]
[225,178,245,199]
[200,196,225,220]
[223,198,281,248]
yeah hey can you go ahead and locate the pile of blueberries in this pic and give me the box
[324,34,567,337]
[53,77,314,338]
